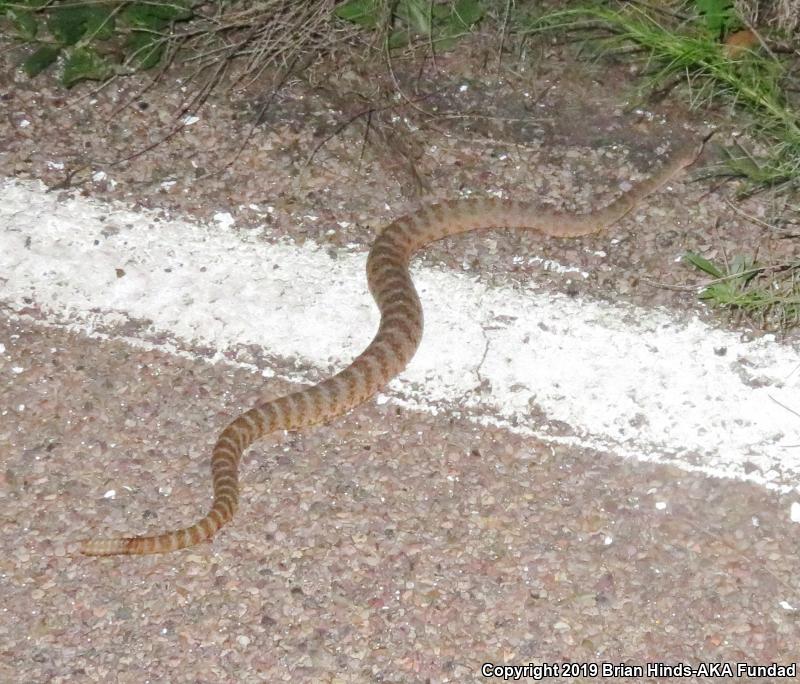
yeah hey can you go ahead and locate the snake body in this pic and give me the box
[80,143,701,555]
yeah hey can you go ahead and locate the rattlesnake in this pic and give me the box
[80,141,703,555]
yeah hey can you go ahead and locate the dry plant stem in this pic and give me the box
[308,85,434,195]
[724,198,782,232]
[79,141,704,555]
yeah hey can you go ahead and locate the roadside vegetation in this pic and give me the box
[523,1,799,332]
[1,0,797,330]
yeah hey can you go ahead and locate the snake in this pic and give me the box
[79,141,703,555]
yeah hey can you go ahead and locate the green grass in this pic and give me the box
[522,2,800,194]
[335,0,484,50]
[683,251,800,332]
[523,1,799,332]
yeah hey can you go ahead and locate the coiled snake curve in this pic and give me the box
[80,141,703,555]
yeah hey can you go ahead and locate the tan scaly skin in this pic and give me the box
[79,141,704,555]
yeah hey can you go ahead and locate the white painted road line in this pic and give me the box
[2,179,799,495]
